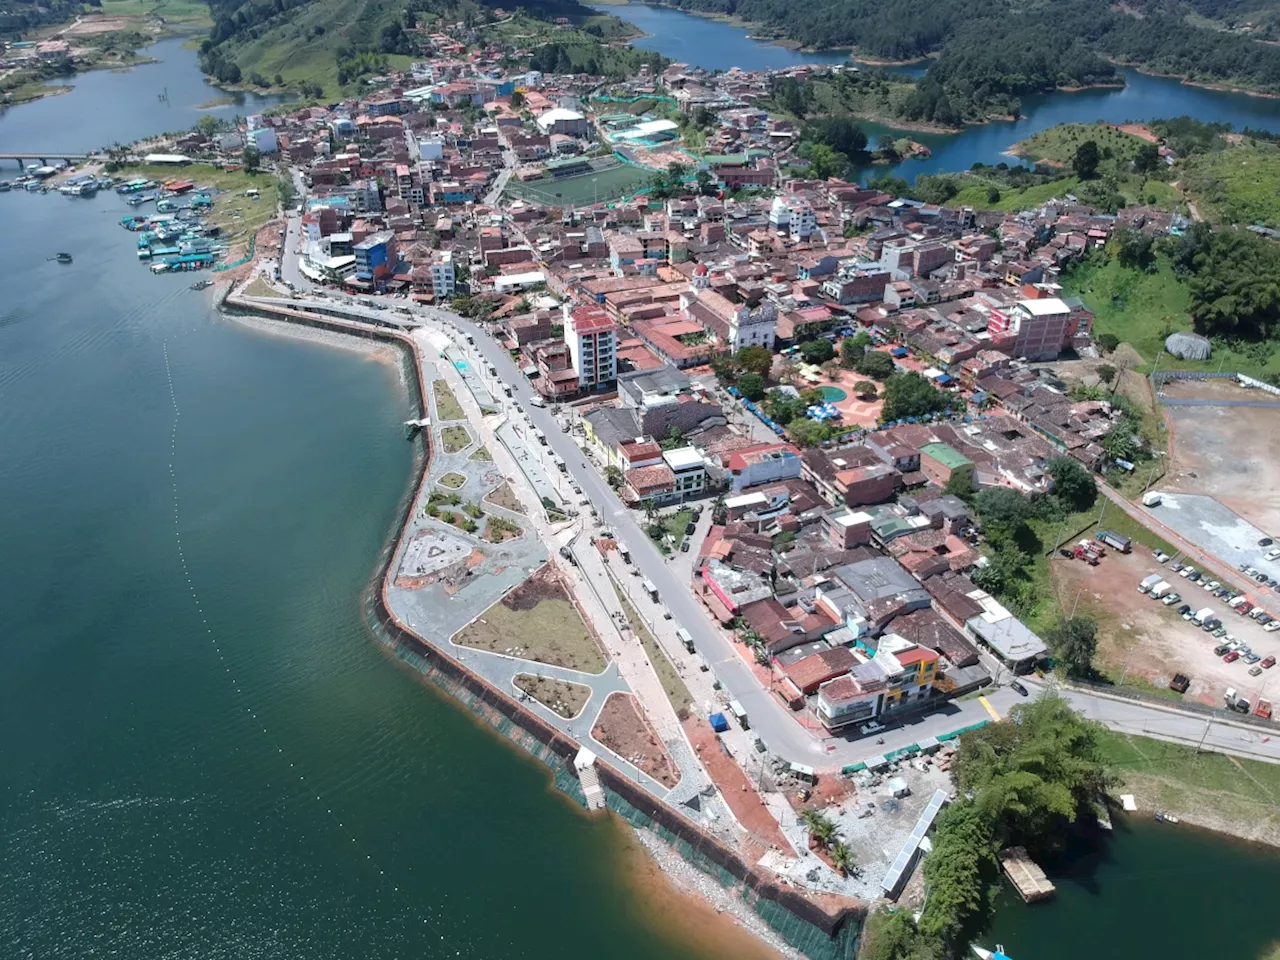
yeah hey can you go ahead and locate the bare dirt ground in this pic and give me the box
[1050,549,1280,704]
[483,482,525,515]
[1162,378,1280,534]
[514,674,591,718]
[592,692,681,788]
[681,716,794,853]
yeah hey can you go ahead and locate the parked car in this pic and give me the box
[1225,651,1241,663]
[1162,593,1181,606]
[1260,613,1275,625]
[1172,562,1185,573]
[1214,643,1231,656]
[1263,656,1276,669]
[1010,680,1028,696]
[1250,666,1264,677]
[1169,673,1191,693]
[1267,621,1280,632]
[1179,566,1195,578]
[1212,627,1227,638]
[1246,653,1262,664]
[1261,537,1275,547]
[1213,587,1229,598]
[1154,551,1171,563]
[1178,604,1192,617]
[1257,573,1269,583]
[1266,548,1280,561]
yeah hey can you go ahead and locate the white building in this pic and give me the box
[662,447,706,498]
[768,196,815,239]
[564,304,617,391]
[417,137,444,161]
[430,251,455,300]
[249,126,278,155]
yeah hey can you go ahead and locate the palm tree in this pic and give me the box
[829,841,855,877]
[801,809,836,850]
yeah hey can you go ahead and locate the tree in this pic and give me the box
[839,332,871,368]
[737,371,766,401]
[735,345,774,378]
[242,144,261,172]
[973,487,1032,535]
[695,168,714,195]
[1097,332,1120,353]
[986,185,1001,204]
[856,350,896,380]
[799,338,835,365]
[1073,139,1100,180]
[853,380,877,399]
[1047,615,1098,677]
[801,809,837,849]
[829,840,855,876]
[943,470,974,502]
[806,142,847,180]
[876,134,899,158]
[787,417,831,448]
[197,114,223,136]
[510,89,525,108]
[1133,141,1160,175]
[1048,456,1097,511]
[919,801,996,949]
[879,372,951,423]
[763,389,805,425]
[605,465,623,489]
[1112,226,1154,270]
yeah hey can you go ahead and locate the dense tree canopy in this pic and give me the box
[879,372,952,422]
[1047,456,1097,511]
[1169,223,1280,339]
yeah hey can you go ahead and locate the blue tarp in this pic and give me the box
[890,347,909,358]
[709,713,729,733]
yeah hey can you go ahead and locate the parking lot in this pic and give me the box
[1052,546,1280,706]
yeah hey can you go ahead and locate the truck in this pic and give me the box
[676,627,695,653]
[1099,530,1132,553]
[1193,607,1214,626]
[1138,573,1162,593]
[1149,581,1172,599]
[1142,491,1163,507]
[642,578,659,601]
[1224,687,1251,713]
[1073,544,1099,565]
[533,429,546,446]
[1255,698,1273,720]
[552,455,566,472]
[617,542,631,564]
[1228,595,1249,611]
[728,700,749,730]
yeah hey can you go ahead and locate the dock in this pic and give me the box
[998,846,1055,902]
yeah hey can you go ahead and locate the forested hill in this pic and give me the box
[197,0,638,96]
[651,0,1280,118]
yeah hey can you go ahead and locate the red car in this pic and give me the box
[1223,651,1240,663]
[1263,656,1276,669]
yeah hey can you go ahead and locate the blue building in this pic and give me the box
[353,231,395,282]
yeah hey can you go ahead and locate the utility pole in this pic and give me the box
[1196,710,1216,754]
[1070,585,1084,619]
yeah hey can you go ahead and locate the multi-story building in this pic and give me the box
[662,447,706,499]
[987,297,1073,362]
[564,304,617,392]
[353,231,395,282]
[429,251,455,300]
[352,178,381,214]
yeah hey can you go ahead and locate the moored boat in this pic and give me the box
[972,945,1014,960]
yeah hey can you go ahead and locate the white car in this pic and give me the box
[859,721,886,735]
[1179,566,1195,578]
[1154,551,1171,563]
[1266,621,1280,632]
[1267,548,1280,561]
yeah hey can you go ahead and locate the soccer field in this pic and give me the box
[505,161,652,206]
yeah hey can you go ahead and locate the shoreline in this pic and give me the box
[219,286,863,960]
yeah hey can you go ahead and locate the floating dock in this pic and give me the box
[999,846,1055,902]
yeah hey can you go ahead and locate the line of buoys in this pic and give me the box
[162,340,467,955]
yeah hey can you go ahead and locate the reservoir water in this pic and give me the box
[598,2,1280,178]
[0,85,773,960]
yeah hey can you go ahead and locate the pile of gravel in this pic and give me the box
[1165,331,1212,361]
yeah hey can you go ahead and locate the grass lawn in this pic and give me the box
[469,445,493,462]
[101,0,214,25]
[1182,141,1280,229]
[455,593,607,673]
[437,472,466,489]
[242,276,284,298]
[608,570,694,718]
[655,508,694,550]
[1013,122,1148,166]
[514,674,591,718]
[1062,253,1280,377]
[432,380,464,421]
[1098,730,1280,843]
[440,426,471,454]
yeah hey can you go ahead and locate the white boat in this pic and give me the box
[972,946,1014,960]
